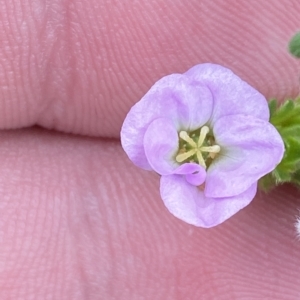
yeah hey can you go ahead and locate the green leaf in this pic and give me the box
[261,97,300,191]
[270,98,300,130]
[279,124,300,137]
[268,99,277,117]
[292,169,300,185]
[273,168,291,182]
[271,100,295,125]
[258,173,277,192]
[289,31,300,58]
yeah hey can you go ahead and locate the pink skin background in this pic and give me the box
[0,0,300,299]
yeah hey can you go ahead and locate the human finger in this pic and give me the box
[0,0,299,136]
[0,129,299,299]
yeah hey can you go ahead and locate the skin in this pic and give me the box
[0,0,300,299]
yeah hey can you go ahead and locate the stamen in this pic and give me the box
[179,131,197,147]
[209,152,217,159]
[196,151,206,168]
[197,126,209,147]
[176,126,220,168]
[200,145,221,153]
[176,149,197,163]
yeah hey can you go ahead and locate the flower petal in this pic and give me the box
[205,114,284,198]
[185,64,270,124]
[144,118,179,175]
[160,174,257,227]
[174,163,206,186]
[121,74,213,169]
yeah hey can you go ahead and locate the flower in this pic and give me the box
[121,63,284,227]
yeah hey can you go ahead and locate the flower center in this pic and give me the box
[175,126,221,169]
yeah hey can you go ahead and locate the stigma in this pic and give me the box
[175,126,221,168]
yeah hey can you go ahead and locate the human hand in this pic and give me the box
[0,0,300,299]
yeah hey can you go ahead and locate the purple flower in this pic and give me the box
[121,64,284,227]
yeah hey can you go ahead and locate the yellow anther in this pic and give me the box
[179,131,197,147]
[175,149,197,163]
[197,126,209,147]
[200,145,221,153]
[209,152,217,159]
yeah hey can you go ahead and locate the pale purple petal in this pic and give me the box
[121,74,213,169]
[174,163,206,186]
[185,64,269,124]
[144,118,179,175]
[160,175,257,227]
[205,114,284,198]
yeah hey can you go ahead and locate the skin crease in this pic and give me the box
[0,0,300,299]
